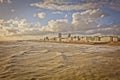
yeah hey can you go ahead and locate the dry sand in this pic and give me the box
[0,41,120,80]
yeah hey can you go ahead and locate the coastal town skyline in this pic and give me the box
[0,0,120,40]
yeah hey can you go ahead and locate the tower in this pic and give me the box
[68,33,71,38]
[58,33,62,38]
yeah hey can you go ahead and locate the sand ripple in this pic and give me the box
[0,41,120,80]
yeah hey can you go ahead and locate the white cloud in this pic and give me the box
[85,25,120,35]
[37,9,108,35]
[0,26,8,36]
[72,9,107,31]
[11,9,15,12]
[37,9,107,33]
[20,28,42,36]
[31,0,120,11]
[1,18,120,37]
[5,27,20,35]
[0,19,8,36]
[83,0,120,11]
[0,18,49,37]
[34,22,41,28]
[0,19,4,25]
[0,6,119,37]
[6,18,31,28]
[37,12,46,19]
[42,19,73,32]
[0,18,32,36]
[52,11,63,14]
[43,0,73,4]
[31,0,97,11]
[64,14,68,19]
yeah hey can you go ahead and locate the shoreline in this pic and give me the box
[0,40,120,46]
[45,41,120,46]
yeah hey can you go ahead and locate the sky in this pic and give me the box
[0,0,120,40]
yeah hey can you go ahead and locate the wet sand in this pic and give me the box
[0,41,120,80]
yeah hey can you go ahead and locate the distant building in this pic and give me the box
[94,36,101,42]
[113,37,119,42]
[68,33,71,38]
[80,37,88,42]
[67,37,73,42]
[100,36,113,42]
[61,38,68,42]
[72,36,80,42]
[86,36,101,42]
[44,37,49,41]
[86,36,93,42]
[43,33,120,43]
[56,37,61,42]
[58,33,62,38]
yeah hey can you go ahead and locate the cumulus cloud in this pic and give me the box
[34,22,41,28]
[80,0,120,11]
[0,18,42,36]
[42,19,73,32]
[0,19,8,36]
[39,9,107,33]
[0,19,4,25]
[38,9,108,35]
[1,17,120,37]
[0,27,8,36]
[1,19,22,36]
[31,0,97,11]
[37,12,46,19]
[85,25,120,35]
[19,28,41,36]
[0,7,119,37]
[72,9,107,31]
[31,0,120,11]
[6,18,31,28]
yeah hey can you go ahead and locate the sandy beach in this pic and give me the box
[0,41,120,80]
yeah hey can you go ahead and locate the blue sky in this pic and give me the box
[0,0,120,38]
[0,0,119,25]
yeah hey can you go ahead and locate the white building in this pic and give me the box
[100,36,113,42]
